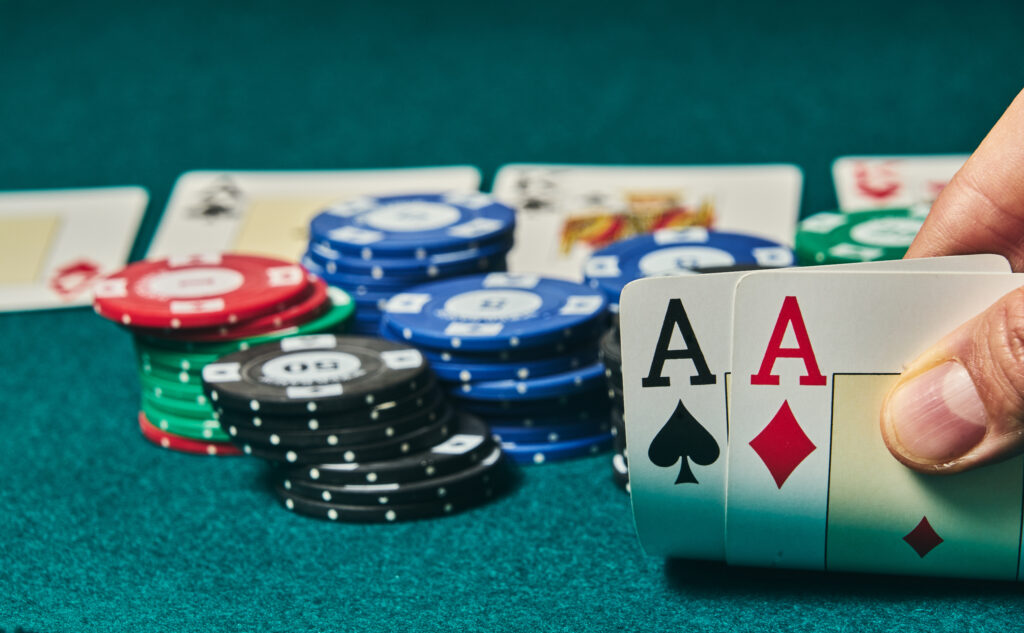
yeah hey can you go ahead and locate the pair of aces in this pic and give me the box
[619,254,1024,581]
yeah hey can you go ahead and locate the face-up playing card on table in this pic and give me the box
[832,155,967,212]
[619,255,1010,560]
[728,269,1024,579]
[146,167,481,260]
[490,164,802,280]
[0,187,148,313]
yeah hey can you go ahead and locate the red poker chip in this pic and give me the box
[137,411,242,456]
[93,254,308,330]
[137,275,331,342]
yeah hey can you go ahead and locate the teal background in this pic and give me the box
[2,1,1024,631]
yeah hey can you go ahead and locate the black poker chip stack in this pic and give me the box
[201,333,514,522]
[599,326,629,493]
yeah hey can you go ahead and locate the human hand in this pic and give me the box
[881,88,1024,474]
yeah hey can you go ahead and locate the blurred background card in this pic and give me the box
[0,187,147,313]
[146,167,481,260]
[491,164,802,280]
[832,155,968,212]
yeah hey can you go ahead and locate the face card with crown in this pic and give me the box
[727,269,1024,578]
[618,255,1010,562]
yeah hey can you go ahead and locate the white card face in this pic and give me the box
[727,270,1024,574]
[832,155,967,211]
[619,254,1010,560]
[0,187,148,313]
[491,164,803,280]
[146,167,481,260]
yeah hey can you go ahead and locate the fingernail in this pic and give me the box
[887,362,988,463]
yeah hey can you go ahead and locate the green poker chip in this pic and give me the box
[138,371,209,404]
[140,399,227,442]
[142,391,214,419]
[134,286,354,356]
[794,208,926,265]
[138,361,203,386]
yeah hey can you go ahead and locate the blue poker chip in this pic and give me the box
[423,345,599,383]
[583,228,794,308]
[500,433,614,465]
[310,192,516,259]
[302,255,412,291]
[490,418,611,444]
[451,361,607,401]
[308,235,513,278]
[303,250,508,284]
[380,273,609,352]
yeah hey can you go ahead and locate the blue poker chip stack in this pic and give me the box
[380,272,616,465]
[583,227,795,313]
[304,192,516,335]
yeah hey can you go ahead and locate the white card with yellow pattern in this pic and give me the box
[146,167,481,261]
[0,187,148,313]
[490,164,802,280]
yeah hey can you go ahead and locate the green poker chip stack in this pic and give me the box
[133,287,355,443]
[794,208,927,265]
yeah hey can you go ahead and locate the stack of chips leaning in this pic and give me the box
[380,272,616,465]
[91,254,355,456]
[583,227,796,488]
[201,334,514,522]
[303,192,516,335]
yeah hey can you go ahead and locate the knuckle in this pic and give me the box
[984,287,1024,401]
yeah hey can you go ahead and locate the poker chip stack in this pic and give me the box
[92,254,355,456]
[599,327,629,492]
[380,272,616,465]
[794,208,926,265]
[201,334,513,522]
[303,192,516,336]
[583,227,795,314]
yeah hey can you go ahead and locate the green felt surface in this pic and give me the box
[3,1,1024,630]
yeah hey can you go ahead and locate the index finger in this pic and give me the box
[906,88,1024,270]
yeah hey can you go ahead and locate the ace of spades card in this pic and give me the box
[618,254,1020,579]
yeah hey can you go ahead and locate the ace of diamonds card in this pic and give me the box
[620,259,1024,580]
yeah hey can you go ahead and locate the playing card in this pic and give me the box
[619,255,1009,560]
[832,155,967,212]
[146,167,481,260]
[728,270,1024,578]
[0,187,148,313]
[491,164,803,280]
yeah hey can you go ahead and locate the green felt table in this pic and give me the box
[2,1,1024,631]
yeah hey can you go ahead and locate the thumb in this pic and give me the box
[881,287,1024,474]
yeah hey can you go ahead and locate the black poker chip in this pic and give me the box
[599,326,622,369]
[213,379,444,430]
[202,334,432,415]
[216,384,445,433]
[274,475,509,523]
[224,405,454,449]
[280,444,511,507]
[612,451,630,493]
[453,389,613,418]
[278,412,497,485]
[238,409,454,465]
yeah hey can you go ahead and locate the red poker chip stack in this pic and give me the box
[93,253,353,456]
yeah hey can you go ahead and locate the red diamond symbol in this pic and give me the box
[749,401,816,489]
[903,516,943,558]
